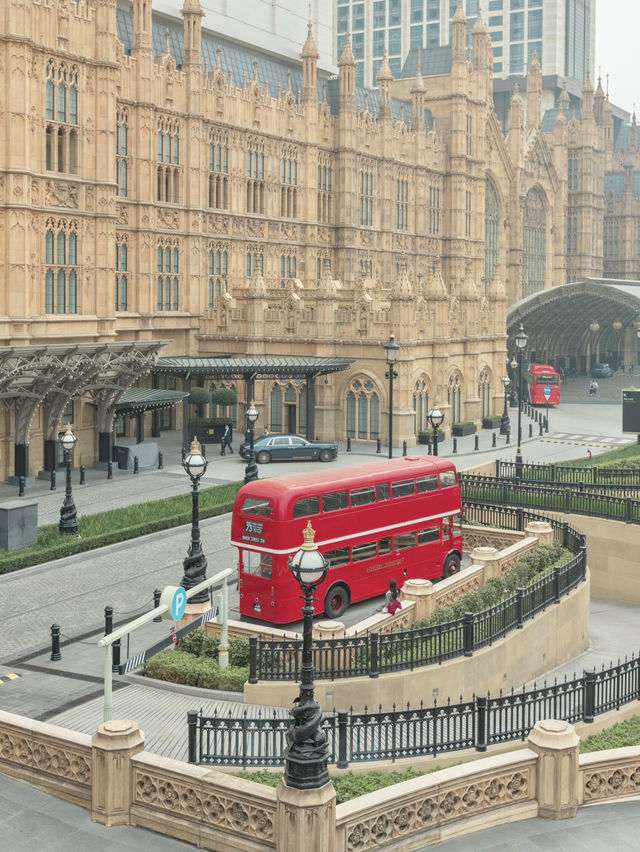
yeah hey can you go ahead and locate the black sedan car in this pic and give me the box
[239,434,338,464]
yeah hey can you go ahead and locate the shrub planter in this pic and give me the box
[482,416,502,430]
[452,422,477,437]
[417,429,445,444]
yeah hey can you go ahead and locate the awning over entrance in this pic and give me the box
[114,388,189,417]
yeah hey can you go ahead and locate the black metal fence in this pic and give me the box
[188,655,640,767]
[496,459,640,487]
[245,503,585,684]
[460,473,640,524]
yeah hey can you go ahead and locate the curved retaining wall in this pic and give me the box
[244,569,590,711]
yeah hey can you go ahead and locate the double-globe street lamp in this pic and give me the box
[283,521,331,790]
[500,375,511,436]
[244,401,259,484]
[58,426,79,536]
[428,408,444,456]
[514,325,529,477]
[383,335,400,459]
[181,437,209,603]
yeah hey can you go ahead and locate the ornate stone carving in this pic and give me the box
[45,181,79,209]
[157,208,179,229]
[0,728,91,787]
[117,204,128,225]
[583,763,640,802]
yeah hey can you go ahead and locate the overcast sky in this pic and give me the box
[595,1,640,115]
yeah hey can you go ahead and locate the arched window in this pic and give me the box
[270,385,283,433]
[413,380,430,433]
[448,374,462,425]
[523,188,546,297]
[45,219,78,314]
[345,378,380,441]
[484,179,499,293]
[478,369,491,419]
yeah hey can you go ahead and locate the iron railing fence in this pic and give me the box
[496,459,640,487]
[460,474,640,524]
[189,655,640,767]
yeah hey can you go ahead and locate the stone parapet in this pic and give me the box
[528,719,579,819]
[91,719,145,826]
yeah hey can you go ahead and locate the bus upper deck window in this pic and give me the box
[376,483,390,501]
[350,486,376,506]
[439,471,457,488]
[416,475,438,493]
[322,491,348,512]
[293,496,320,518]
[324,546,350,568]
[241,497,272,517]
[391,479,415,498]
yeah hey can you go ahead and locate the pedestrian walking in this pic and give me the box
[588,380,598,396]
[223,423,233,453]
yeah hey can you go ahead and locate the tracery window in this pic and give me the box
[246,243,265,278]
[604,218,619,259]
[280,146,298,218]
[45,218,78,314]
[484,179,499,292]
[246,138,265,214]
[281,250,297,287]
[116,109,129,197]
[346,377,380,441]
[465,190,472,237]
[45,61,78,174]
[429,183,440,235]
[413,380,430,434]
[209,132,229,209]
[115,234,128,311]
[567,210,578,254]
[317,153,333,223]
[448,373,462,426]
[568,151,578,191]
[317,253,331,280]
[156,239,180,311]
[208,243,228,307]
[157,117,180,203]
[360,257,373,277]
[522,187,546,297]
[360,161,375,227]
[478,369,491,419]
[396,172,409,232]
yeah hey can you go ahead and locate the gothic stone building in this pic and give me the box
[0,0,630,477]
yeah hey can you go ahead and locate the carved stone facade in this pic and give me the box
[0,1,628,467]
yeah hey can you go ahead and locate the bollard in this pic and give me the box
[133,455,139,474]
[153,588,162,622]
[347,437,351,452]
[452,437,458,454]
[474,435,479,451]
[187,710,199,763]
[158,451,163,469]
[112,638,121,673]
[402,440,407,457]
[50,623,62,661]
[104,605,113,637]
[50,469,56,491]
[529,423,533,438]
[492,432,497,448]
[107,461,113,480]
[544,416,549,433]
[376,438,381,454]
[539,421,544,436]
[79,464,86,485]
[18,476,25,497]
[506,429,511,444]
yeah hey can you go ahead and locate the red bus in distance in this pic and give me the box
[525,364,561,406]
[232,457,464,624]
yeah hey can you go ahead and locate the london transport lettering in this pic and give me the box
[367,556,405,574]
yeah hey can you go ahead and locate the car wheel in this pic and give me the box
[256,451,271,464]
[319,449,333,462]
[324,584,350,619]
[443,554,461,578]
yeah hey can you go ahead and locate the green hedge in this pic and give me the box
[143,649,248,691]
[177,628,250,668]
[580,716,640,753]
[0,481,243,576]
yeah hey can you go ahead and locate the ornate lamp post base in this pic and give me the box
[283,696,331,790]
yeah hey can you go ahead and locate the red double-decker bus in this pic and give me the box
[232,457,464,624]
[525,364,561,406]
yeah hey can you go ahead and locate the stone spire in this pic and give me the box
[377,49,393,117]
[526,51,542,130]
[338,28,357,107]
[133,0,153,51]
[411,49,426,124]
[582,70,594,119]
[630,111,638,152]
[472,8,490,72]
[181,0,204,68]
[594,75,605,125]
[452,1,467,64]
[301,21,319,102]
[558,82,570,111]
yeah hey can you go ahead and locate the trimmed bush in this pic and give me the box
[211,388,237,406]
[482,416,502,429]
[452,421,477,437]
[189,386,212,418]
[176,629,250,669]
[143,648,248,691]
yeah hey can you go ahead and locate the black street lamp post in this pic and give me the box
[181,437,209,603]
[283,521,330,790]
[244,401,259,484]
[383,335,400,460]
[500,376,511,436]
[515,325,529,477]
[428,408,444,456]
[58,426,79,536]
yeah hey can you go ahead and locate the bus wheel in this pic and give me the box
[443,554,461,578]
[324,584,349,618]
[256,451,271,464]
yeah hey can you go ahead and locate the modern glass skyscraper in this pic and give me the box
[334,1,595,92]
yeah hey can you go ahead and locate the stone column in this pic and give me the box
[312,620,346,641]
[469,546,501,580]
[525,520,554,546]
[400,579,435,621]
[91,719,145,826]
[527,719,579,820]
[276,781,336,852]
